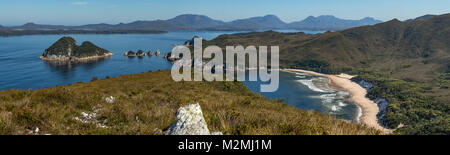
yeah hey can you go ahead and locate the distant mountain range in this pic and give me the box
[2,14,382,31]
[287,15,382,30]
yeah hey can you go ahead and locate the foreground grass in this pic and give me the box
[0,70,380,135]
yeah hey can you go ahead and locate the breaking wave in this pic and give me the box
[356,106,363,123]
[294,73,358,121]
[297,78,335,93]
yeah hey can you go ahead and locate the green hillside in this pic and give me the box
[200,14,450,134]
[43,37,111,59]
[205,14,450,82]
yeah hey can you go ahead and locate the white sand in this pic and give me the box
[284,69,392,134]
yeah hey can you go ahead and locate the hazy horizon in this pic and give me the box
[1,0,450,26]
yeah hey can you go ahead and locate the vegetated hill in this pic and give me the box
[206,14,450,83]
[0,70,379,135]
[81,14,225,30]
[287,15,382,30]
[42,37,111,59]
[6,20,174,31]
[11,22,69,30]
[104,20,175,30]
[405,14,437,22]
[201,13,450,135]
[211,15,287,31]
[3,14,382,32]
[73,41,111,57]
[166,14,226,29]
[44,37,77,57]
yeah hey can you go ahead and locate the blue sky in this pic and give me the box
[0,0,449,26]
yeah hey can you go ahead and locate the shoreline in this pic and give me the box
[283,69,392,134]
[40,53,114,62]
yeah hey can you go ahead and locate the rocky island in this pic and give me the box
[41,37,113,61]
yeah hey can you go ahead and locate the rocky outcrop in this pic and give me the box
[358,80,391,128]
[124,51,136,56]
[359,80,373,90]
[74,108,108,128]
[147,51,153,56]
[41,37,112,61]
[105,96,115,103]
[375,98,389,121]
[137,50,146,56]
[166,52,179,63]
[167,103,222,135]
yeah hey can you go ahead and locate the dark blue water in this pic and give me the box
[0,29,357,121]
[0,31,243,90]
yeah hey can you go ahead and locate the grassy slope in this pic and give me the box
[0,70,379,135]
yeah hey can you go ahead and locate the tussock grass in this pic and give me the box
[0,70,380,135]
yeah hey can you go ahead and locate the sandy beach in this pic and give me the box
[283,69,392,134]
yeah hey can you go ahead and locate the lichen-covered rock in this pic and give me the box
[105,96,115,103]
[167,103,210,135]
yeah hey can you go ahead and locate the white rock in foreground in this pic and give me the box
[167,103,214,135]
[105,96,115,103]
[211,132,223,135]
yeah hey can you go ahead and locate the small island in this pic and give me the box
[41,37,113,61]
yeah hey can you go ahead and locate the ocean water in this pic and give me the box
[0,31,242,90]
[243,71,359,122]
[0,30,357,121]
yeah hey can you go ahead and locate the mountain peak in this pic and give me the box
[408,14,437,21]
[167,14,224,28]
[289,15,383,30]
[360,17,383,23]
[227,15,287,29]
[389,18,402,23]
[361,17,375,20]
[23,22,37,26]
[263,14,279,18]
[305,15,315,19]
[302,15,339,21]
[171,14,213,20]
[317,15,338,18]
